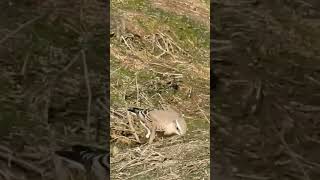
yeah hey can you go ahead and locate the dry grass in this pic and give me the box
[150,0,210,28]
[111,130,210,180]
[110,0,210,179]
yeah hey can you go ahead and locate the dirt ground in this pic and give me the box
[213,0,320,179]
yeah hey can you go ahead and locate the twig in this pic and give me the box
[81,49,92,140]
[159,32,184,52]
[211,45,233,53]
[150,69,183,77]
[0,151,44,175]
[117,157,139,172]
[20,48,31,76]
[110,108,126,118]
[135,73,139,106]
[155,51,166,59]
[289,101,320,112]
[59,52,81,76]
[273,103,311,180]
[278,132,310,180]
[97,97,108,110]
[126,167,156,179]
[235,173,271,180]
[121,35,133,50]
[0,145,12,154]
[140,92,154,107]
[154,33,176,58]
[126,106,141,143]
[0,15,43,44]
[149,62,180,72]
[197,103,209,123]
[211,39,232,45]
[50,51,81,85]
[0,170,9,180]
[156,93,166,109]
[305,75,320,86]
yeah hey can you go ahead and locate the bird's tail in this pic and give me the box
[55,145,107,165]
[127,107,145,114]
[127,107,151,119]
[55,145,110,180]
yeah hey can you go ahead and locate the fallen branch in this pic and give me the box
[0,151,44,176]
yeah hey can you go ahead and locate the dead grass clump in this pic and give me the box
[111,11,148,38]
[111,131,209,179]
[150,0,210,28]
[110,0,210,179]
[110,107,144,145]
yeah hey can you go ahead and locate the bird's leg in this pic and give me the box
[139,120,151,138]
[148,126,156,144]
[146,129,151,139]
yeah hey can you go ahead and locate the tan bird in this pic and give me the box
[128,106,187,143]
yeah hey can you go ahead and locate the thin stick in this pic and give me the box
[235,173,271,180]
[126,109,141,144]
[150,69,183,77]
[0,15,43,44]
[273,103,311,180]
[50,51,81,85]
[121,35,132,50]
[20,48,31,75]
[59,52,81,75]
[157,93,166,109]
[197,104,209,123]
[135,73,139,106]
[0,169,9,180]
[305,75,320,86]
[140,92,154,107]
[0,151,44,175]
[149,62,179,72]
[81,49,92,140]
[127,167,156,179]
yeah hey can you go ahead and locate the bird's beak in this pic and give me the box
[175,119,182,135]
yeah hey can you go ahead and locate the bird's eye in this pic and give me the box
[175,119,180,131]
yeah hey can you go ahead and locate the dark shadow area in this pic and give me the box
[0,1,109,179]
[212,0,320,179]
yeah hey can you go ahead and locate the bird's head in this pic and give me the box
[164,118,187,136]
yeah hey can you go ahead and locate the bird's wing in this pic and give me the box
[55,145,108,167]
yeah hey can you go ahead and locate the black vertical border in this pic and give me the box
[105,0,111,179]
[210,0,215,179]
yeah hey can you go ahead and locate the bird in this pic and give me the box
[128,105,187,143]
[55,145,109,180]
